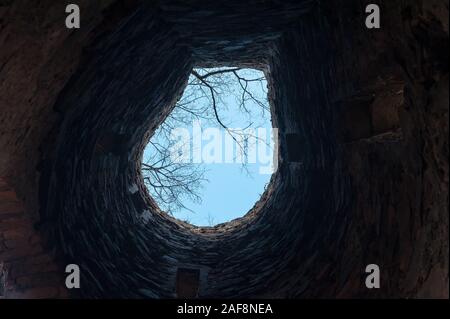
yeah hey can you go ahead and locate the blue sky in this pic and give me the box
[143,68,274,226]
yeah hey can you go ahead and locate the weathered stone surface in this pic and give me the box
[0,0,448,299]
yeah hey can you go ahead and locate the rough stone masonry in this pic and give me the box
[0,0,448,298]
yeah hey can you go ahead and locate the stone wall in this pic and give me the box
[0,0,144,298]
[0,0,448,298]
[332,0,449,297]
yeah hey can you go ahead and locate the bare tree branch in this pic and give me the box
[142,67,270,216]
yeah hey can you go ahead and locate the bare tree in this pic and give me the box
[142,67,269,215]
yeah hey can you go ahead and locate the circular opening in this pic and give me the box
[141,67,276,226]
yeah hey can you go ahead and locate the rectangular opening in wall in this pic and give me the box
[176,267,200,298]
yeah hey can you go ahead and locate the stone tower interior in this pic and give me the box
[0,0,448,299]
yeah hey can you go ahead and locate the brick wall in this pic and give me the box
[0,177,67,299]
